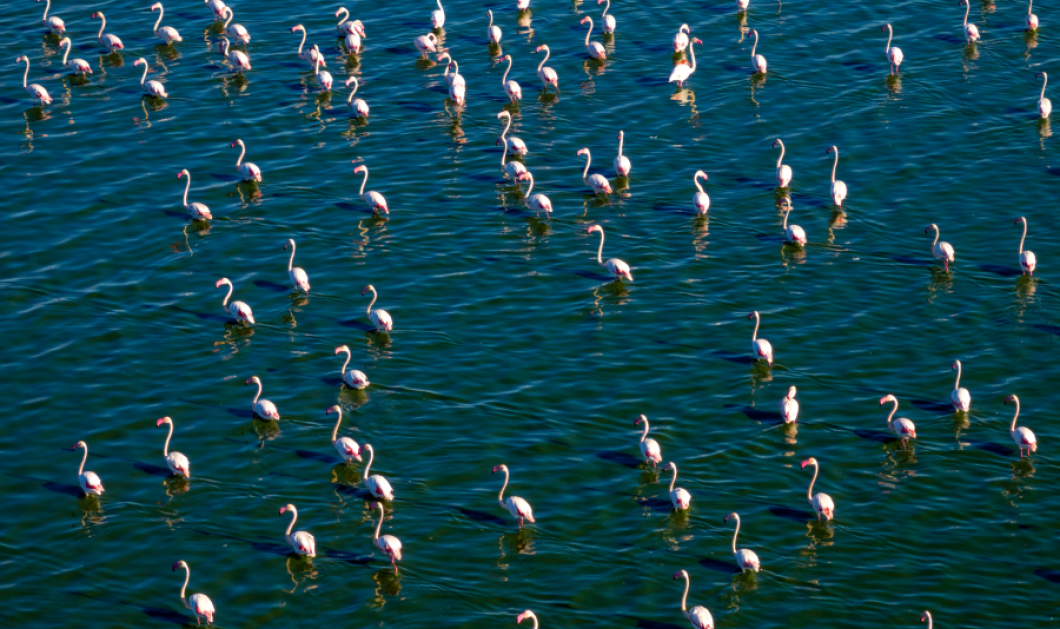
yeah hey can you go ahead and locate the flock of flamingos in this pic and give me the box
[22,0,1048,626]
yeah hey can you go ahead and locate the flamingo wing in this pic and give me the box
[82,471,105,494]
[256,400,280,420]
[293,530,316,556]
[381,534,403,560]
[366,191,388,213]
[693,191,710,214]
[668,62,691,84]
[187,202,212,219]
[190,594,215,623]
[689,606,714,629]
[370,474,395,500]
[167,452,191,477]
[509,496,534,522]
[736,548,760,571]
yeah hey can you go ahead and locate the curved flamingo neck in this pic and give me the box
[963,1,970,27]
[527,615,539,629]
[953,363,962,389]
[450,58,459,75]
[365,287,378,316]
[688,39,697,73]
[179,564,190,606]
[730,515,740,554]
[358,168,369,199]
[885,25,893,52]
[20,57,29,89]
[1029,0,1034,14]
[678,572,690,614]
[138,61,149,86]
[234,141,246,167]
[525,174,535,196]
[1019,219,1028,254]
[97,14,106,41]
[830,147,839,183]
[43,0,51,20]
[348,78,359,102]
[220,38,229,57]
[581,150,592,182]
[884,398,898,425]
[931,226,940,248]
[337,7,349,26]
[220,280,233,307]
[363,445,375,480]
[500,113,512,143]
[537,47,550,73]
[1009,398,1020,432]
[595,229,605,265]
[153,6,164,34]
[668,464,678,493]
[162,420,173,457]
[286,241,296,272]
[251,379,262,405]
[331,407,343,442]
[497,467,510,504]
[751,30,758,58]
[923,613,933,629]
[78,444,88,476]
[296,28,306,55]
[62,40,71,65]
[694,173,705,194]
[224,8,233,30]
[488,10,494,27]
[639,418,649,443]
[374,504,384,540]
[601,0,610,16]
[284,507,298,540]
[782,207,791,231]
[751,313,760,342]
[806,463,818,501]
[338,348,351,375]
[584,18,593,46]
[775,140,785,168]
[501,56,512,86]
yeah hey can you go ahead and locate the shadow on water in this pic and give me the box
[2,471,82,497]
[652,204,699,217]
[1034,568,1060,584]
[1031,324,1060,337]
[320,546,373,565]
[338,319,376,331]
[92,453,171,477]
[968,441,1015,457]
[767,505,816,522]
[698,556,742,575]
[334,202,379,215]
[890,255,934,267]
[69,590,187,625]
[619,616,686,629]
[457,507,509,526]
[165,305,234,324]
[208,173,241,182]
[178,398,256,419]
[572,269,617,282]
[932,33,966,45]
[976,264,1023,277]
[713,350,756,365]
[193,528,291,556]
[594,449,641,469]
[911,399,953,413]
[254,279,292,293]
[730,404,784,424]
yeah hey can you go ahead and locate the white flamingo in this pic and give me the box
[363,443,396,501]
[581,17,606,59]
[669,38,702,87]
[578,148,612,195]
[587,224,632,281]
[665,461,691,510]
[493,463,535,526]
[219,37,251,73]
[487,10,502,44]
[245,376,280,420]
[517,0,530,10]
[879,394,917,446]
[134,58,168,98]
[206,0,227,21]
[882,24,903,75]
[92,12,124,52]
[950,360,971,412]
[40,0,65,34]
[313,46,333,92]
[283,239,310,293]
[598,0,616,33]
[279,504,316,557]
[156,417,190,477]
[500,54,522,103]
[371,502,403,572]
[231,139,261,181]
[59,38,92,75]
[14,55,52,107]
[291,25,326,67]
[826,146,847,206]
[72,440,104,496]
[344,28,364,55]
[692,170,709,215]
[171,561,215,627]
[926,223,955,273]
[524,172,552,218]
[352,164,389,214]
[724,512,761,572]
[346,77,369,118]
[780,386,799,423]
[772,138,793,187]
[749,311,773,365]
[334,345,370,389]
[414,33,438,59]
[635,414,662,467]
[673,570,712,629]
[326,405,362,464]
[800,457,835,521]
[437,53,465,88]
[222,7,250,44]
[960,0,979,43]
[672,24,690,53]
[1005,394,1038,458]
[335,8,366,36]
[497,112,528,182]
[781,199,806,246]
[750,29,767,73]
[177,170,213,220]
[1036,72,1051,119]
[216,278,255,325]
[151,3,183,45]
[1027,0,1039,30]
[534,45,559,92]
[362,284,394,332]
[497,111,528,155]
[431,0,445,29]
[736,0,750,11]
[1015,216,1036,275]
[614,130,631,177]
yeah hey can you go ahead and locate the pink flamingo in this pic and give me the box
[335,346,370,389]
[614,131,631,177]
[497,111,528,155]
[371,502,403,572]
[414,33,438,59]
[724,512,760,572]
[205,0,227,21]
[578,148,612,195]
[437,53,465,88]
[673,570,712,629]
[72,440,104,496]
[291,25,325,67]
[524,172,552,218]
[692,171,709,215]
[665,461,691,510]
[1027,0,1039,30]
[231,139,261,182]
[534,45,559,92]
[151,3,182,45]
[335,8,366,36]
[517,611,539,629]
[1036,73,1051,119]
[748,311,773,365]
[156,417,190,477]
[487,10,502,43]
[925,223,955,273]
[92,12,123,52]
[177,170,212,220]
[800,457,834,521]
[826,146,847,206]
[493,464,535,526]
[216,278,254,325]
[59,38,92,75]
[598,0,616,33]
[313,46,333,92]
[14,55,52,106]
[736,0,750,11]
[780,199,806,246]
[635,415,662,467]
[780,386,799,423]
[40,0,65,33]
[172,561,215,627]
[279,504,316,556]
[750,29,767,73]
[882,24,903,75]
[353,164,389,214]
[219,37,251,73]
[669,38,702,87]
[498,112,528,182]
[1015,216,1036,275]
[283,239,309,293]
[950,360,971,412]
[245,376,280,420]
[879,394,917,446]
[960,0,979,43]
[134,58,168,98]
[1005,395,1038,458]
[431,0,445,29]
[500,54,522,103]
[222,7,250,44]
[580,17,606,59]
[346,78,369,118]
[772,139,793,187]
[326,405,362,464]
[363,444,395,501]
[587,225,632,281]
[362,284,393,332]
[517,0,530,10]
[673,24,689,53]
[922,612,933,628]
[344,29,364,55]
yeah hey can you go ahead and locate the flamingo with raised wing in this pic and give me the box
[280,504,316,557]
[749,311,773,365]
[334,345,370,389]
[578,148,612,195]
[216,278,254,325]
[665,461,691,510]
[587,225,632,281]
[724,513,760,572]
[151,3,182,45]
[673,570,712,629]
[581,17,606,59]
[245,376,279,419]
[92,12,123,52]
[826,146,847,206]
[614,130,631,177]
[371,502,403,572]
[692,171,709,215]
[1015,216,1036,275]
[14,55,52,106]
[346,77,369,117]
[40,0,65,33]
[669,38,702,87]
[500,54,522,102]
[493,464,535,525]
[177,170,212,220]
[487,10,502,43]
[880,394,917,446]
[363,444,395,500]
[926,223,955,272]
[1036,72,1051,118]
[327,405,362,464]
[134,58,168,98]
[72,440,104,496]
[219,37,251,73]
[635,415,662,467]
[772,139,792,187]
[59,38,92,75]
[172,561,215,627]
[882,24,903,75]
[352,164,389,214]
[1005,395,1038,457]
[291,25,325,67]
[598,0,616,33]
[750,29,767,73]
[222,7,250,44]
[534,45,559,92]
[362,284,393,332]
[156,417,190,477]
[780,386,799,423]
[800,457,834,521]
[960,0,979,43]
[231,139,261,181]
[283,239,309,293]
[951,360,971,411]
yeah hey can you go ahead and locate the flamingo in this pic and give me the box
[216,278,255,325]
[587,225,633,281]
[580,17,606,60]
[959,0,979,44]
[1027,0,1039,30]
[228,139,262,182]
[134,58,168,98]
[951,360,971,412]
[313,46,333,92]
[922,612,933,629]
[442,59,465,105]
[92,12,123,52]
[437,53,465,88]
[222,7,250,44]
[362,284,394,332]
[672,24,690,53]
[283,239,310,293]
[517,611,539,629]
[245,376,280,420]
[926,223,955,273]
[334,345,370,389]
[279,504,316,557]
[598,0,616,33]
[1005,394,1038,457]
[335,8,366,36]
[614,131,631,177]
[748,311,773,365]
[172,561,215,627]
[800,457,835,521]
[346,77,369,118]
[205,0,227,21]
[500,54,522,103]
[736,0,750,11]
[673,570,712,629]
[431,0,445,29]
[497,112,528,182]
[882,24,903,76]
[363,444,396,501]
[156,417,190,477]
[177,170,213,220]
[524,172,553,218]
[352,164,389,214]
[635,414,662,467]
[750,29,767,73]
[492,463,535,526]
[414,33,438,59]
[669,38,702,87]
[879,394,917,446]
[1015,216,1036,275]
[826,146,847,207]
[781,199,807,246]
[219,37,251,73]
[497,111,528,155]
[151,3,182,45]
[371,502,403,572]
[692,171,709,215]
[291,25,325,67]
[534,45,559,92]
[15,56,53,108]
[59,38,92,75]
[72,440,104,496]
[40,0,65,34]
[665,461,691,510]
[517,0,530,11]
[578,148,612,195]
[1036,72,1051,119]
[344,28,364,55]
[487,10,502,44]
[780,386,799,423]
[724,513,761,572]
[772,138,793,188]
[326,405,362,464]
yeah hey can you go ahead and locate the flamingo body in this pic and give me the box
[72,441,104,496]
[524,173,552,218]
[206,0,227,20]
[493,464,535,526]
[15,55,53,106]
[587,225,632,281]
[246,376,280,420]
[431,0,445,29]
[59,39,92,75]
[1006,395,1038,457]
[178,170,212,220]
[666,462,691,510]
[780,386,799,423]
[414,33,438,58]
[280,504,316,557]
[749,311,773,364]
[669,38,701,87]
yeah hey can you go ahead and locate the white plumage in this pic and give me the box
[692,170,709,215]
[346,77,370,118]
[951,360,972,412]
[58,38,91,75]
[157,417,191,477]
[880,394,917,446]
[327,405,363,465]
[151,3,182,44]
[362,284,394,332]
[665,461,691,510]
[725,513,761,572]
[178,169,213,220]
[334,346,370,390]
[246,376,280,420]
[72,441,104,496]
[353,165,389,215]
[772,138,793,187]
[926,223,955,273]
[223,7,250,44]
[280,504,316,557]
[284,239,310,293]
[216,278,255,325]
[232,139,262,182]
[749,311,774,365]
[780,386,799,423]
[363,444,396,501]
[1006,395,1038,458]
[1015,216,1037,275]
[801,457,835,521]
[372,502,403,572]
[587,225,632,281]
[134,58,168,98]
[493,464,535,526]
[524,173,552,218]
[635,415,663,466]
[578,148,612,195]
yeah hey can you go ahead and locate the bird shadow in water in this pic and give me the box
[1034,568,1060,584]
[91,452,176,478]
[253,279,292,293]
[968,441,1015,457]
[767,505,816,522]
[620,617,686,629]
[334,201,377,215]
[166,305,234,323]
[840,60,881,73]
[1,472,82,497]
[977,264,1023,277]
[713,350,756,365]
[320,546,373,565]
[594,449,641,469]
[68,591,188,625]
[193,528,292,556]
[652,204,699,217]
[932,33,966,45]
[890,255,934,267]
[457,507,510,526]
[1032,324,1060,337]
[732,405,784,425]
[911,399,954,413]
[338,319,375,331]
[177,398,256,419]
[698,556,742,575]
[572,269,617,282]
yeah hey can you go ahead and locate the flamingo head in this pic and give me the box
[245,375,260,386]
[15,55,25,64]
[925,223,938,234]
[345,76,357,88]
[335,345,351,355]
[492,464,507,474]
[580,16,591,25]
[587,225,602,235]
[535,45,547,53]
[827,145,836,155]
[634,414,647,427]
[91,12,100,19]
[952,360,961,371]
[361,284,374,296]
[692,38,703,45]
[724,512,737,523]
[879,394,896,406]
[326,404,340,415]
[334,7,344,17]
[787,386,797,399]
[881,25,888,32]
[801,457,818,469]
[496,110,510,121]
[59,37,70,47]
[71,440,86,451]
[772,139,781,148]
[666,461,676,472]
[694,170,708,182]
[156,417,172,427]
[577,147,589,158]
[283,238,294,250]
[1005,394,1018,405]
[214,277,229,289]
[747,311,758,321]
[921,613,929,624]
[1037,72,1046,81]
[354,164,367,175]
[172,561,186,571]
[279,504,295,515]
[291,24,303,33]
[672,569,687,580]
[517,611,536,625]
[1015,216,1026,226]
[151,2,162,11]
[134,58,146,68]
